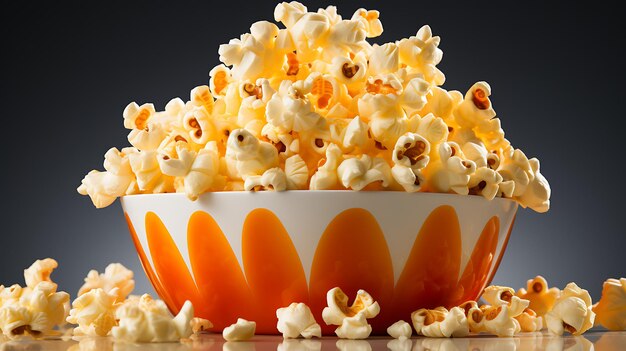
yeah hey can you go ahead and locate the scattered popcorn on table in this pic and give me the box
[386,320,412,340]
[276,302,321,339]
[66,288,120,336]
[410,306,469,338]
[516,308,543,332]
[223,318,256,341]
[111,294,193,343]
[593,278,626,330]
[191,317,214,334]
[545,283,595,336]
[483,285,530,316]
[77,263,134,303]
[23,258,58,290]
[322,288,380,339]
[77,1,550,216]
[516,276,560,317]
[0,259,70,340]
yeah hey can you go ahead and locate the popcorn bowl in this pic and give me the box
[121,191,517,335]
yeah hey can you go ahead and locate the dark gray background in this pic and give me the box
[1,1,623,302]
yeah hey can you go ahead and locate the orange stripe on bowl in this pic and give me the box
[124,213,176,312]
[484,214,516,288]
[449,216,500,306]
[145,211,201,314]
[187,211,254,330]
[309,208,394,335]
[393,205,462,316]
[242,209,309,333]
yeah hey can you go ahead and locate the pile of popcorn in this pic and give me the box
[78,2,551,213]
[0,259,624,343]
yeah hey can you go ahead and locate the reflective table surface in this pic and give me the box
[1,330,623,351]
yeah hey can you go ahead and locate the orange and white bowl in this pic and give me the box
[121,191,517,335]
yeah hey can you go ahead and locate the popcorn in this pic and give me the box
[128,150,174,193]
[351,8,383,38]
[481,305,522,337]
[337,155,390,190]
[0,281,70,339]
[593,278,626,330]
[497,148,533,197]
[244,167,288,191]
[453,82,496,128]
[386,320,412,340]
[123,102,156,131]
[391,132,430,192]
[223,318,256,341]
[545,283,595,336]
[424,142,476,195]
[266,80,323,134]
[516,276,560,317]
[322,288,380,339]
[285,155,309,189]
[516,158,551,213]
[66,288,120,336]
[516,308,543,332]
[77,263,134,303]
[468,167,503,200]
[209,65,233,98]
[461,302,487,333]
[276,302,321,339]
[78,147,138,208]
[191,317,213,334]
[79,1,551,215]
[225,129,279,180]
[112,294,193,343]
[396,25,444,86]
[411,306,469,338]
[24,258,58,290]
[310,144,343,190]
[483,285,530,316]
[409,113,448,145]
[334,313,372,339]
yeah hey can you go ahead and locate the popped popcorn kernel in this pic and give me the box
[24,258,58,290]
[386,320,412,340]
[516,308,543,332]
[191,317,214,334]
[66,288,120,337]
[276,302,321,339]
[322,287,380,339]
[592,278,626,330]
[78,263,134,303]
[545,283,595,336]
[516,276,560,317]
[112,294,194,343]
[78,1,550,215]
[223,318,256,341]
[410,306,469,338]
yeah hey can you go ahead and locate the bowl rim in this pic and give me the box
[120,190,518,205]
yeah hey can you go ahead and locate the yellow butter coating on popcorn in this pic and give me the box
[545,283,595,336]
[516,276,560,317]
[78,1,550,215]
[410,306,469,338]
[78,263,134,303]
[593,278,626,330]
[67,288,120,336]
